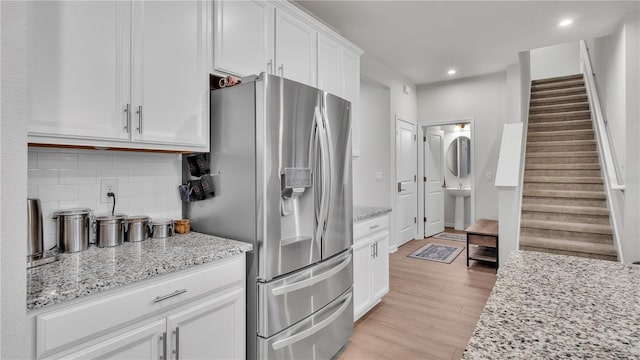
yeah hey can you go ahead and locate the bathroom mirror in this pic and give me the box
[447,136,471,177]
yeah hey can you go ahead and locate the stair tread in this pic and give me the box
[520,219,612,235]
[529,102,589,110]
[527,139,595,147]
[528,120,591,128]
[525,164,601,170]
[526,151,598,158]
[532,80,585,90]
[529,110,590,119]
[530,94,587,104]
[523,189,606,199]
[519,236,617,256]
[521,203,610,216]
[531,87,586,97]
[524,176,603,184]
[531,74,584,85]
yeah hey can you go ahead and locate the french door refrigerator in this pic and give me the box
[186,73,353,359]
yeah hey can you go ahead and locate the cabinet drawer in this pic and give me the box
[354,215,389,240]
[36,255,244,358]
[468,234,497,248]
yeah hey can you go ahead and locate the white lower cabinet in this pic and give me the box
[352,214,390,321]
[30,255,246,360]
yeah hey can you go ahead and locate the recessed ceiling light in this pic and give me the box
[447,69,457,75]
[559,19,573,27]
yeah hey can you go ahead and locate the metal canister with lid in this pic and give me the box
[53,208,92,253]
[149,218,174,238]
[125,215,150,242]
[94,214,126,248]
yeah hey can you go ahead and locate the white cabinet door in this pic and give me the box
[352,239,373,321]
[342,48,360,158]
[59,320,165,360]
[131,0,209,149]
[214,0,274,77]
[317,34,342,95]
[166,288,245,360]
[372,231,390,300]
[28,1,131,142]
[275,9,316,86]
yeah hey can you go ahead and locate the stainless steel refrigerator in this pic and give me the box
[186,73,353,359]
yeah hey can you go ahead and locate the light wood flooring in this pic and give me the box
[339,233,497,360]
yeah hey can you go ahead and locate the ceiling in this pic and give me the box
[296,1,640,85]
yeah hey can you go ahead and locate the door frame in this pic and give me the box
[418,118,476,239]
[393,116,418,252]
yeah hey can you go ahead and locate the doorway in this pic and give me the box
[420,119,476,238]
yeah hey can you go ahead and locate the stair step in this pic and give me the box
[525,153,599,165]
[519,236,617,257]
[529,110,591,122]
[524,182,604,192]
[520,219,612,235]
[531,86,587,99]
[528,119,592,132]
[529,102,590,114]
[521,203,610,216]
[525,163,600,170]
[524,169,602,177]
[521,210,610,224]
[531,79,585,91]
[523,176,602,184]
[530,94,588,106]
[523,189,606,199]
[526,150,597,158]
[523,196,607,208]
[527,129,594,142]
[526,140,596,153]
[531,74,584,86]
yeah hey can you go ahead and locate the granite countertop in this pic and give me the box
[463,250,640,359]
[353,205,392,222]
[27,232,252,311]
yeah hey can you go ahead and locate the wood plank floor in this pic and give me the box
[340,234,497,360]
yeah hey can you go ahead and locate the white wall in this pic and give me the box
[530,41,581,80]
[353,79,391,207]
[586,12,640,263]
[417,72,507,226]
[360,54,417,250]
[28,148,182,250]
[0,2,28,358]
[506,63,521,124]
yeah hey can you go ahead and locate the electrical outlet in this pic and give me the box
[375,172,384,181]
[485,171,494,181]
[100,179,119,203]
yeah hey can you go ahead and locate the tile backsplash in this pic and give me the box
[28,147,182,250]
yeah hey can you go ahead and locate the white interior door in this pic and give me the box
[424,132,445,237]
[395,119,417,246]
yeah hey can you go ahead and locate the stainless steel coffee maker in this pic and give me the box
[27,198,57,268]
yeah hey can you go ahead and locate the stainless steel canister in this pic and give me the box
[150,218,174,238]
[95,214,126,248]
[53,208,91,253]
[27,198,44,260]
[125,215,150,242]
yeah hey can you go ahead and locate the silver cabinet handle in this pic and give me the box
[160,332,167,360]
[375,242,378,258]
[369,224,380,230]
[278,64,283,76]
[267,59,273,74]
[371,243,375,258]
[136,105,143,133]
[124,103,131,132]
[173,327,180,360]
[153,289,187,303]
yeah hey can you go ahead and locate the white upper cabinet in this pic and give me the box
[274,8,317,86]
[131,1,209,148]
[27,1,210,152]
[28,1,131,142]
[213,0,274,77]
[317,33,342,95]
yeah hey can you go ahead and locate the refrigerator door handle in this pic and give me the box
[271,291,352,350]
[319,105,332,233]
[314,106,329,243]
[271,254,352,296]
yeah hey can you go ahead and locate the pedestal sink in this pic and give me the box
[446,188,471,230]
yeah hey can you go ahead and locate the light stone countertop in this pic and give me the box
[463,250,640,359]
[27,232,252,311]
[353,205,392,222]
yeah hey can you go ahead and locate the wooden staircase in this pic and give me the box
[519,74,618,261]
